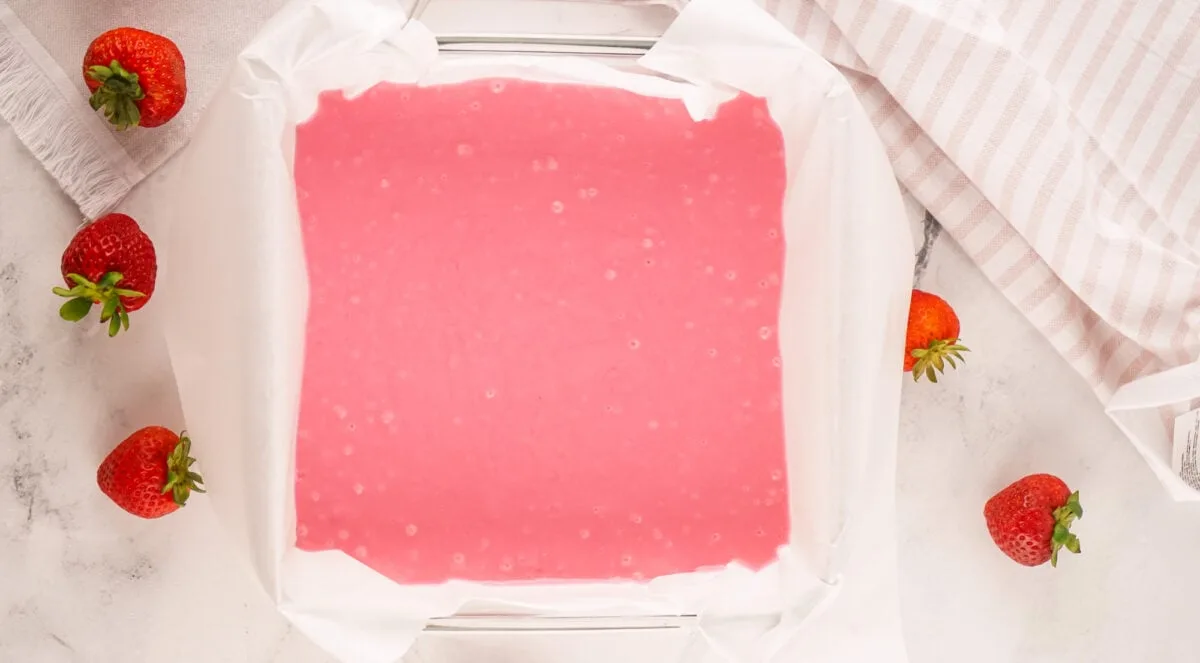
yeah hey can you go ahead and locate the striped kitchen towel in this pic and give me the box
[762,0,1200,499]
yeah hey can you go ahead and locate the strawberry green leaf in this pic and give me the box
[53,271,140,336]
[100,296,119,323]
[1066,491,1083,518]
[86,65,114,82]
[162,434,205,507]
[911,338,970,382]
[59,297,94,321]
[98,271,123,288]
[87,60,146,130]
[1048,491,1084,568]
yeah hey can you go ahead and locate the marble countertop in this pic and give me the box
[4,110,1200,662]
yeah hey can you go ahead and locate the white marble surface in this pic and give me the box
[0,124,330,662]
[4,100,1200,663]
[900,212,1200,663]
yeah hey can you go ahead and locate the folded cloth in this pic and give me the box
[0,0,289,218]
[761,0,1200,498]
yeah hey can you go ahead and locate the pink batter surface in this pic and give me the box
[293,79,789,584]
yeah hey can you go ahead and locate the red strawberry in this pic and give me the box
[53,213,156,337]
[905,289,969,382]
[984,474,1082,567]
[83,28,186,129]
[97,426,205,519]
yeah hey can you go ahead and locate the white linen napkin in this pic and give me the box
[0,0,290,218]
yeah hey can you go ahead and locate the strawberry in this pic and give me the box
[53,213,156,337]
[83,28,186,129]
[97,426,205,519]
[905,288,969,382]
[984,474,1082,567]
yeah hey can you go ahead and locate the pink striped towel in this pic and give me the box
[762,0,1200,499]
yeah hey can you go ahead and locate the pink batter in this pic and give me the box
[293,79,789,584]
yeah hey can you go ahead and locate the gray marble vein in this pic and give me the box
[912,211,942,286]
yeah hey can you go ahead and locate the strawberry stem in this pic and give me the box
[162,433,205,507]
[52,271,145,337]
[87,59,145,130]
